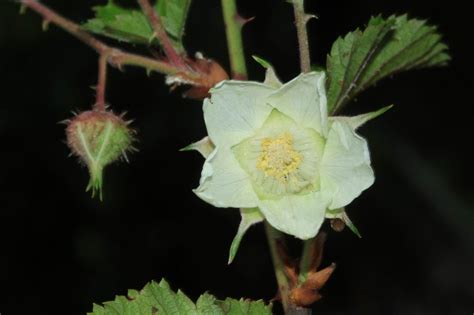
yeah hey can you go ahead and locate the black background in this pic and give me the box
[0,0,473,314]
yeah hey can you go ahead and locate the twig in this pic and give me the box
[137,0,187,69]
[20,0,198,81]
[221,0,248,79]
[95,54,108,111]
[292,0,312,73]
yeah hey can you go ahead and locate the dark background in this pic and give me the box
[0,0,473,314]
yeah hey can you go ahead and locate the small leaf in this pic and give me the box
[88,279,272,315]
[327,15,450,114]
[82,0,192,52]
[155,0,192,50]
[228,208,265,264]
[83,2,155,45]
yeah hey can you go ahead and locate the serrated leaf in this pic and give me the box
[83,0,191,52]
[327,15,450,114]
[219,298,273,315]
[228,208,265,264]
[155,0,192,45]
[88,278,272,315]
[83,2,155,45]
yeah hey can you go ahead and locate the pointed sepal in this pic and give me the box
[252,55,282,88]
[180,136,215,158]
[228,208,265,264]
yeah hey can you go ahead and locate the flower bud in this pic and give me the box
[66,110,134,199]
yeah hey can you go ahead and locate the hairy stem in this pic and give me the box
[292,0,312,73]
[20,0,198,80]
[221,0,248,79]
[95,54,108,111]
[137,0,186,68]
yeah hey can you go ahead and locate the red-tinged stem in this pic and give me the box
[95,54,108,111]
[137,0,187,69]
[19,0,198,80]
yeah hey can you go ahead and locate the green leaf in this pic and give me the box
[83,2,155,45]
[228,208,265,264]
[88,279,272,315]
[327,15,450,114]
[219,298,273,315]
[83,0,192,52]
[155,0,192,46]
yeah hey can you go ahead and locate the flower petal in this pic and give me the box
[320,119,374,210]
[267,72,328,136]
[204,81,276,147]
[258,192,330,240]
[194,147,259,208]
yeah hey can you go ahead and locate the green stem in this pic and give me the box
[221,0,248,79]
[264,223,291,311]
[292,0,312,73]
[298,238,315,283]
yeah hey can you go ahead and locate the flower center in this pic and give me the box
[256,132,302,182]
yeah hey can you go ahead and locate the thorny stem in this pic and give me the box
[20,0,199,81]
[221,0,248,79]
[95,54,108,111]
[137,0,186,69]
[292,0,312,73]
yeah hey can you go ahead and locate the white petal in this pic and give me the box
[320,119,374,210]
[258,192,330,240]
[194,146,258,208]
[204,81,276,147]
[267,72,328,136]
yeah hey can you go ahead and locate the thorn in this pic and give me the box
[58,119,71,125]
[126,119,134,126]
[121,150,130,163]
[19,4,27,15]
[42,19,50,31]
[71,110,79,116]
[303,13,318,24]
[119,111,128,118]
[235,14,255,27]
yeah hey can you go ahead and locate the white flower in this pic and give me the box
[189,71,389,239]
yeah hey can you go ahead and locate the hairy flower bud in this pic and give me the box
[66,110,134,199]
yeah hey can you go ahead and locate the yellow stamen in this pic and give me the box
[256,132,302,182]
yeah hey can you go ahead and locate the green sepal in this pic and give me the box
[252,55,282,88]
[180,136,215,158]
[326,208,362,238]
[228,208,265,264]
[331,105,394,130]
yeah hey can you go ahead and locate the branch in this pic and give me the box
[137,0,187,69]
[221,0,248,79]
[20,0,199,81]
[95,54,108,111]
[292,0,313,73]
